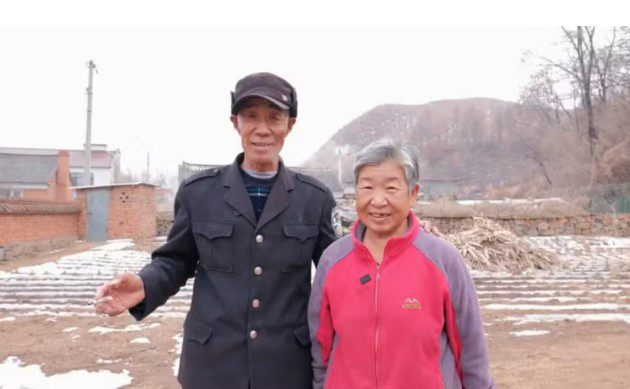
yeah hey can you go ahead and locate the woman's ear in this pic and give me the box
[409,184,420,205]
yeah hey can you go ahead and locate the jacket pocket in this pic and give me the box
[281,225,319,272]
[292,323,311,347]
[185,314,214,345]
[193,221,234,272]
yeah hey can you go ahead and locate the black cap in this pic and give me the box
[231,72,298,118]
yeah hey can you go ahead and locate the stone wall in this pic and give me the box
[421,214,630,236]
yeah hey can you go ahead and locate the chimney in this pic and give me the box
[56,150,71,202]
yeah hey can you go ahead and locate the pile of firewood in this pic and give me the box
[447,217,558,273]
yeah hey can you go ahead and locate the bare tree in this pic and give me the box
[557,27,599,155]
[522,27,625,159]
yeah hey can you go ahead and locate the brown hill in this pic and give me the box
[304,98,540,197]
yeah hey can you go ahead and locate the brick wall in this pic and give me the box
[108,185,156,239]
[75,191,88,240]
[76,184,156,240]
[0,199,80,260]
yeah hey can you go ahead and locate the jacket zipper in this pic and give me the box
[374,265,381,388]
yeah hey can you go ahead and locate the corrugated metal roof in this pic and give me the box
[0,153,58,185]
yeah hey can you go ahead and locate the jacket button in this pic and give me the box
[252,299,260,308]
[254,266,262,275]
[249,330,258,339]
[255,234,263,243]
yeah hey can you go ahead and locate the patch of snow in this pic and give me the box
[510,329,550,337]
[97,358,122,365]
[92,240,135,251]
[505,313,630,325]
[0,317,16,322]
[15,262,65,276]
[130,337,150,344]
[62,327,78,333]
[88,322,161,335]
[0,356,133,389]
[476,289,622,296]
[484,303,624,311]
[479,297,579,303]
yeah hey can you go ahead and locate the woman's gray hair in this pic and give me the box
[353,139,420,193]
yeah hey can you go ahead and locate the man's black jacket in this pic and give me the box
[130,153,337,389]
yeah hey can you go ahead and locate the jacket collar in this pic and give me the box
[351,210,420,266]
[222,153,294,230]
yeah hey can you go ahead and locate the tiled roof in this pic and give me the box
[0,147,117,169]
[0,153,58,185]
[0,199,81,215]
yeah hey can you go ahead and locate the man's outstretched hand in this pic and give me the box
[94,273,145,316]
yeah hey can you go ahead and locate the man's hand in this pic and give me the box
[418,218,442,237]
[94,273,145,316]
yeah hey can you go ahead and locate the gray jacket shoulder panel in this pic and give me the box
[183,168,221,186]
[412,230,494,389]
[295,173,329,194]
[319,234,354,270]
[412,231,462,273]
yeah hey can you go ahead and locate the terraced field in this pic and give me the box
[0,236,628,388]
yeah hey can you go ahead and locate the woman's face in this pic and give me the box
[355,159,419,239]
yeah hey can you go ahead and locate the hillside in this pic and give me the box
[304,98,540,196]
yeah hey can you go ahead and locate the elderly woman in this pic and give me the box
[308,139,493,389]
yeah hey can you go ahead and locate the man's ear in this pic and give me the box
[230,115,240,133]
[286,117,296,135]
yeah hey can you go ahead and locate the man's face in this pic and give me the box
[355,159,419,239]
[231,97,295,172]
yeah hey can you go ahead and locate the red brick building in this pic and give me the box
[75,183,156,241]
[0,150,72,202]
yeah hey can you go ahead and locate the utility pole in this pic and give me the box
[83,60,96,186]
[146,152,150,183]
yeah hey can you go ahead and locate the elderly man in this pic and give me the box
[95,72,337,389]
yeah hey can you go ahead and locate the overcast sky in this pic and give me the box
[0,25,567,176]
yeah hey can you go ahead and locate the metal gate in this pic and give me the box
[617,196,630,214]
[87,189,109,242]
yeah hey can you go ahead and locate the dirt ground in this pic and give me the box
[0,242,98,272]
[1,236,629,388]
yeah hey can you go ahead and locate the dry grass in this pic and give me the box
[447,217,558,273]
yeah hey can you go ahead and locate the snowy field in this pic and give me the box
[0,235,629,388]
